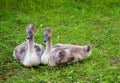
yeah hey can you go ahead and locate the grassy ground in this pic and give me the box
[0,0,120,82]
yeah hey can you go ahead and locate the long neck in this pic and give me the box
[46,37,52,53]
[28,35,34,53]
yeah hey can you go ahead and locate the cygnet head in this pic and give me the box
[44,27,52,42]
[26,24,36,39]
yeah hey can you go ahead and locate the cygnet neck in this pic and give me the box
[46,37,52,53]
[28,35,34,53]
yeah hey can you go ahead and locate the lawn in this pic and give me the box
[0,0,120,83]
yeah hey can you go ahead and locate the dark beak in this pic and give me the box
[27,31,32,39]
[44,34,48,42]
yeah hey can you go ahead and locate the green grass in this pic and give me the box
[0,0,120,82]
